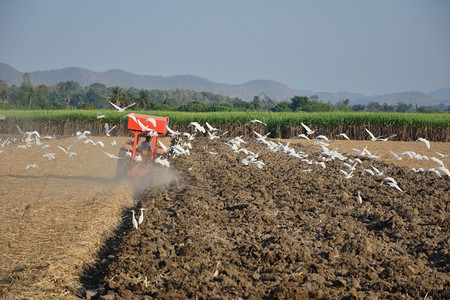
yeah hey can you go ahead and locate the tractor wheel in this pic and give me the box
[116,148,131,179]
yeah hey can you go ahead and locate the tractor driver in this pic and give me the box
[140,136,152,152]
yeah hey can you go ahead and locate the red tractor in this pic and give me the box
[116,113,169,179]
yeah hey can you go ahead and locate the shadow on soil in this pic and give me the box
[77,198,138,298]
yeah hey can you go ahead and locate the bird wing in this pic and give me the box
[103,151,120,159]
[158,140,169,152]
[301,122,312,132]
[137,119,150,131]
[125,102,136,109]
[365,128,376,140]
[58,145,69,154]
[145,117,156,127]
[109,101,121,111]
[389,150,400,159]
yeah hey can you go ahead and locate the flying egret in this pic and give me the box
[416,138,430,149]
[426,168,442,178]
[145,117,157,127]
[365,128,377,141]
[58,145,70,154]
[371,165,383,176]
[110,101,136,112]
[340,170,354,179]
[336,133,350,140]
[103,151,121,159]
[158,140,169,153]
[381,177,403,192]
[205,122,219,132]
[435,152,449,159]
[376,134,397,141]
[436,166,450,177]
[166,125,181,136]
[155,156,170,167]
[294,133,310,140]
[14,144,27,151]
[137,119,152,132]
[361,169,375,176]
[105,123,116,136]
[97,112,105,119]
[43,153,56,160]
[131,210,138,230]
[389,150,402,160]
[343,162,358,171]
[26,164,38,169]
[244,119,267,126]
[188,122,206,133]
[315,135,330,142]
[1,137,10,147]
[183,132,196,141]
[301,122,314,135]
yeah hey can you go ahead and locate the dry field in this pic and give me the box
[0,131,449,299]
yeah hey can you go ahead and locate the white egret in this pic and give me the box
[361,169,375,176]
[389,151,402,160]
[131,210,138,230]
[155,156,170,167]
[435,152,449,159]
[205,122,219,132]
[336,133,350,140]
[145,117,157,127]
[340,170,354,179]
[301,122,314,135]
[188,122,206,133]
[371,165,383,176]
[138,208,145,225]
[110,101,135,112]
[295,133,310,140]
[244,119,267,126]
[105,123,116,136]
[357,191,362,204]
[103,151,121,159]
[416,138,430,149]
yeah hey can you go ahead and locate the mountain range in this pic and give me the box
[1,63,449,106]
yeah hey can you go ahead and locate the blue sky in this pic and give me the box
[1,0,449,95]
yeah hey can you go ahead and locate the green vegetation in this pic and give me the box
[1,110,449,141]
[0,75,448,113]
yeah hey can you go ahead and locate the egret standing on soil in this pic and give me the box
[131,210,139,230]
[138,208,145,226]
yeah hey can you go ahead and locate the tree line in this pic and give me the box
[0,74,447,113]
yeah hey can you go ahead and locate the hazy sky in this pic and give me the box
[1,0,449,95]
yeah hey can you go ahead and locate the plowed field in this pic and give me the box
[84,136,449,299]
[0,133,448,299]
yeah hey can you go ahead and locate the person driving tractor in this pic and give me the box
[140,135,152,152]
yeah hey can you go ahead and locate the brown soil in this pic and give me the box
[0,136,139,299]
[82,136,449,299]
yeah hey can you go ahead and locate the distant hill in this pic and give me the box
[0,63,296,101]
[429,86,450,101]
[0,63,449,105]
[357,91,447,106]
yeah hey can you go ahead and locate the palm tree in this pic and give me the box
[108,87,127,107]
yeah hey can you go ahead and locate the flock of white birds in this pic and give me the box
[1,104,448,230]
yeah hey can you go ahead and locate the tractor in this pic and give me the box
[116,112,169,180]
